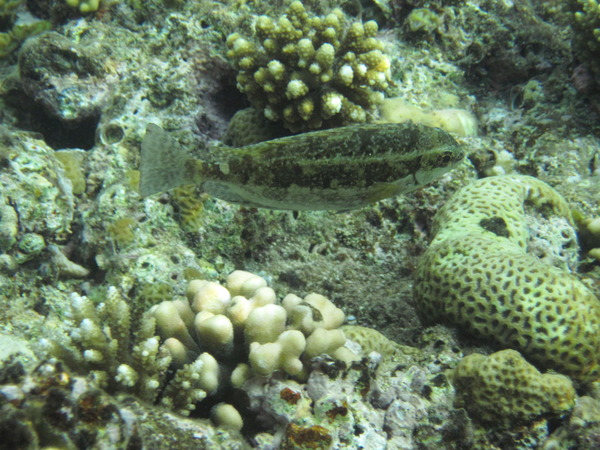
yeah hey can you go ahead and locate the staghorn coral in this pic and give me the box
[40,287,213,422]
[414,175,600,383]
[451,349,576,425]
[226,1,391,133]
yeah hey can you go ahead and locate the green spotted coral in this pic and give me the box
[451,349,576,425]
[414,175,600,383]
[226,1,391,133]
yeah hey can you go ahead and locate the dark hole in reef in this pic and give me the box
[4,89,99,149]
[479,216,509,238]
[0,415,36,449]
[210,81,249,119]
[433,339,446,350]
[421,384,433,400]
[279,270,306,290]
[0,358,26,384]
[33,297,50,316]
[38,114,99,150]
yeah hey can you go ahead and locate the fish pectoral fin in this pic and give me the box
[139,124,190,196]
[367,183,403,203]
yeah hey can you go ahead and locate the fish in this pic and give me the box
[139,122,464,211]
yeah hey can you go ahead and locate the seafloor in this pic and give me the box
[0,0,599,449]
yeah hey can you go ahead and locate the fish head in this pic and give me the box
[413,139,466,186]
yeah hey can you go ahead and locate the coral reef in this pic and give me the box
[43,287,174,403]
[221,107,288,146]
[0,357,141,449]
[33,270,479,448]
[0,0,50,58]
[0,0,599,447]
[54,150,87,195]
[151,271,353,413]
[244,351,463,449]
[572,0,600,84]
[0,126,89,279]
[18,32,111,126]
[451,349,576,425]
[545,395,600,448]
[170,185,210,233]
[0,354,247,448]
[226,1,391,132]
[43,271,353,426]
[414,175,600,383]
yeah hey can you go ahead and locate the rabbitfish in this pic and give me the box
[139,122,464,210]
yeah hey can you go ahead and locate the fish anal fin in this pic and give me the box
[367,183,402,203]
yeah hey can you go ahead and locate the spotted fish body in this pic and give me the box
[140,122,464,211]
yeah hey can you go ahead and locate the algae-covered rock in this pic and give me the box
[19,32,109,124]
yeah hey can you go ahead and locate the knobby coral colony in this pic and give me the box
[43,271,357,431]
[226,1,391,133]
[573,0,600,82]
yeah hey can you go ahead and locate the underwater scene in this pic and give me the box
[1,0,600,448]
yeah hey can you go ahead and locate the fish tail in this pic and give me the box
[139,124,190,196]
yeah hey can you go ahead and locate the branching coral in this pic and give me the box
[226,1,391,132]
[572,0,600,83]
[43,271,354,430]
[42,287,174,405]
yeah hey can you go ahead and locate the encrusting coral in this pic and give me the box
[226,1,391,132]
[451,349,576,425]
[379,97,478,137]
[414,175,600,383]
[42,270,355,431]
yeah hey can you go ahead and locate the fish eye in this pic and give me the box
[439,151,455,164]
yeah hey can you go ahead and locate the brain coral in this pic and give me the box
[226,1,391,132]
[414,175,600,383]
[451,349,576,425]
